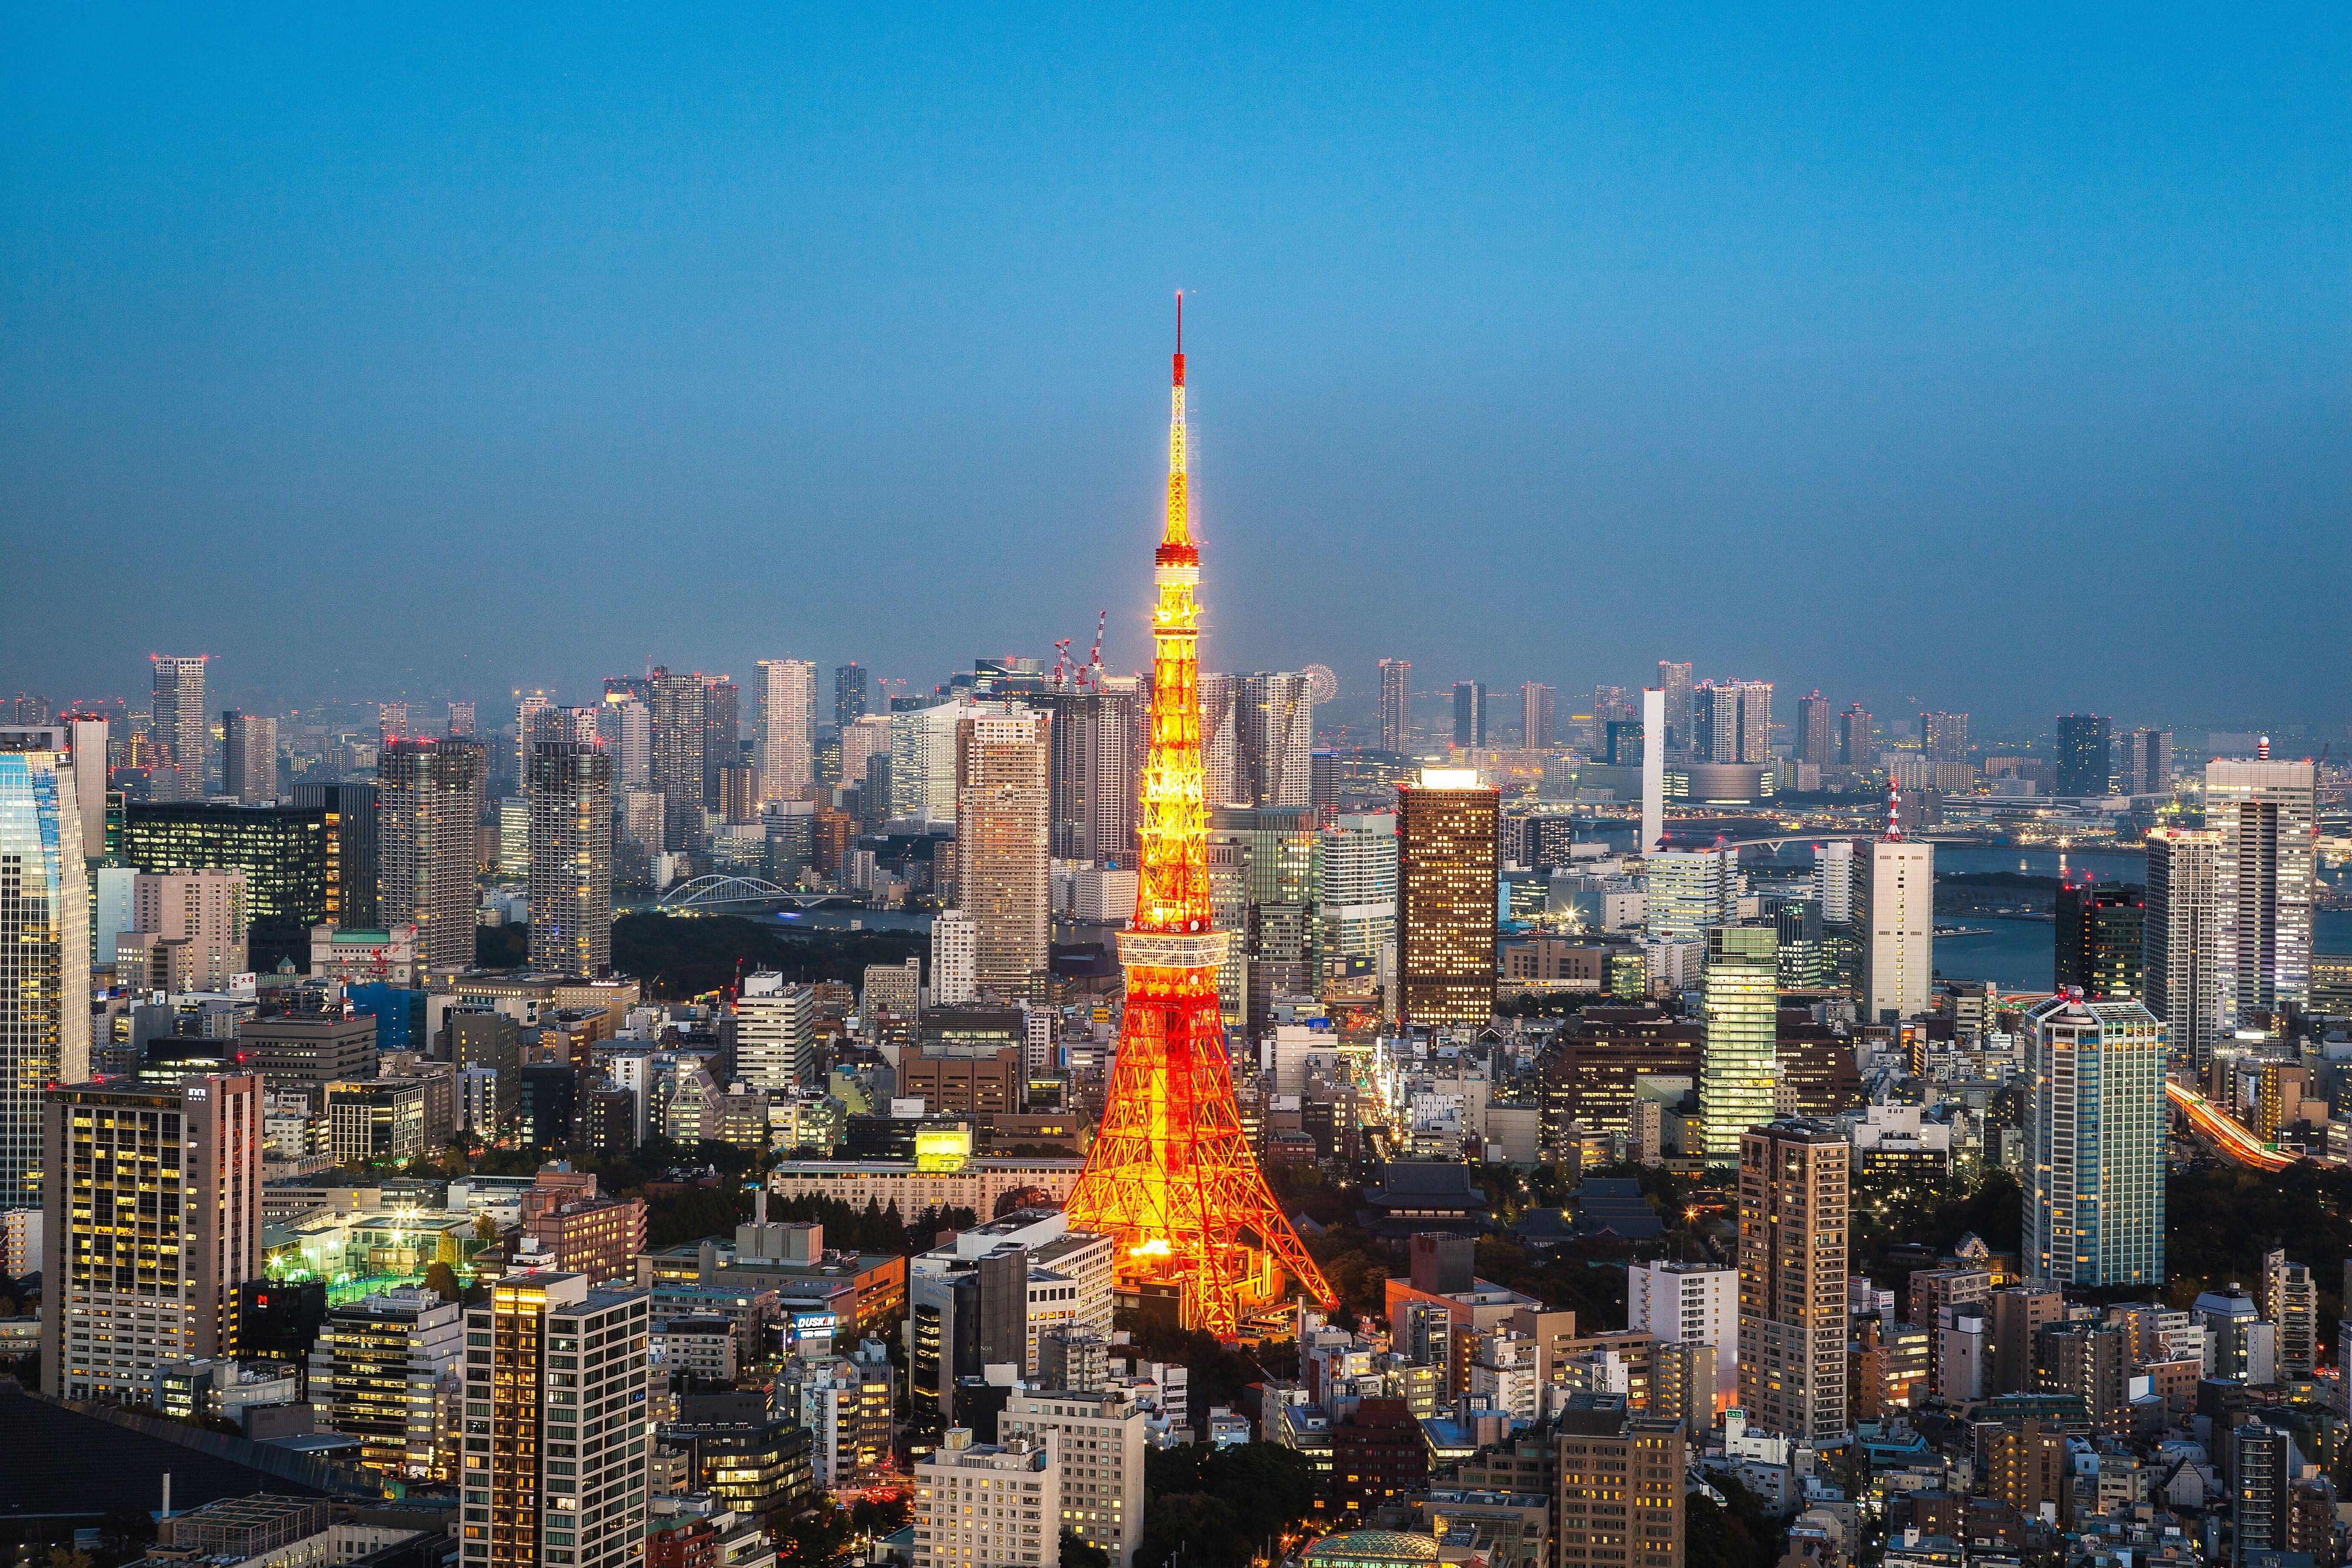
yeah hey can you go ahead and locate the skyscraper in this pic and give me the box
[0,739,90,1209]
[308,1285,465,1480]
[151,654,209,801]
[1317,812,1398,969]
[42,1074,261,1400]
[834,663,870,731]
[1693,681,1773,764]
[1644,847,1735,941]
[700,676,739,809]
[596,697,652,791]
[1737,1119,1849,1443]
[1451,682,1487,748]
[755,659,818,803]
[1838,704,1873,768]
[648,668,707,851]
[2054,715,2113,797]
[1240,673,1315,808]
[1520,683,1556,748]
[1859,832,1933,1023]
[1699,925,1778,1165]
[1044,679,1141,866]
[526,741,612,976]
[1396,768,1499,1028]
[379,738,486,973]
[1658,661,1693,751]
[514,691,550,785]
[2022,992,2165,1286]
[955,709,1050,999]
[2205,755,2317,1020]
[930,909,977,1006]
[447,701,477,736]
[2117,728,2174,795]
[1198,671,1241,807]
[1812,840,1855,925]
[460,1275,651,1568]
[2054,881,2144,1000]
[223,710,279,804]
[289,781,382,930]
[1795,692,1833,767]
[2145,827,2224,1068]
[1207,805,1317,1032]
[1378,659,1411,754]
[1920,711,1969,764]
[734,973,816,1093]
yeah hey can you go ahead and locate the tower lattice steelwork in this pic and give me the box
[1063,302,1337,1336]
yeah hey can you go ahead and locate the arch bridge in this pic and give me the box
[655,875,861,911]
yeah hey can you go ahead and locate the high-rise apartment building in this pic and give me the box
[1,742,90,1209]
[1691,681,1772,764]
[956,710,1050,999]
[2117,729,2174,795]
[151,655,209,801]
[379,738,487,973]
[735,973,816,1093]
[1000,1387,1147,1568]
[910,1429,1058,1568]
[756,660,818,804]
[1242,673,1315,808]
[930,909,977,1006]
[1520,683,1556,749]
[1318,811,1398,967]
[1378,659,1411,754]
[594,698,652,792]
[1396,769,1499,1028]
[1626,1259,1739,1396]
[447,702,477,736]
[2054,882,2143,1000]
[460,1274,651,1568]
[116,869,250,992]
[2261,1249,2318,1380]
[2205,757,2317,1020]
[1207,806,1317,1031]
[1921,711,1969,764]
[514,693,550,785]
[1699,925,1778,1165]
[2022,992,2165,1286]
[834,664,870,731]
[42,1074,261,1400]
[527,741,612,976]
[223,711,279,804]
[1795,692,1834,767]
[1737,1119,1849,1443]
[2146,828,2224,1068]
[1553,1392,1686,1568]
[2054,715,2113,797]
[700,677,739,810]
[649,668,708,852]
[1812,840,1855,926]
[1044,680,1142,865]
[1859,837,1933,1022]
[1452,682,1487,749]
[1658,662,1693,752]
[1838,704,1872,768]
[309,1285,465,1479]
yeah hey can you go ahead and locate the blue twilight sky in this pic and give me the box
[4,5,2347,733]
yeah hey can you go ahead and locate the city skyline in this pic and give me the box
[6,11,2348,724]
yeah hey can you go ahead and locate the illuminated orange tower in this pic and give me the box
[1062,300,1337,1335]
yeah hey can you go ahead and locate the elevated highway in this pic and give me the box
[2166,1080,2302,1172]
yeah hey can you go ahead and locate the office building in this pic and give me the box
[736,973,816,1093]
[1329,1398,1426,1526]
[1838,704,1872,768]
[447,1011,522,1130]
[1645,847,1735,941]
[1859,836,1933,1022]
[1000,1388,1147,1567]
[460,1274,651,1568]
[1318,811,1398,967]
[2055,715,2112,797]
[1772,898,1828,990]
[289,783,382,930]
[152,654,209,801]
[1657,661,1693,751]
[756,659,818,804]
[115,869,250,992]
[2117,728,2174,795]
[1520,683,1556,749]
[2205,757,2317,1019]
[42,1075,261,1400]
[911,1429,1057,1568]
[1920,711,1969,764]
[61,714,109,851]
[1378,660,1411,753]
[1737,1119,1849,1443]
[1626,1261,1738,1394]
[223,711,279,804]
[649,668,708,852]
[238,1013,379,1092]
[1,743,89,1209]
[956,709,1050,999]
[380,738,487,972]
[1207,805,1317,1030]
[121,802,344,971]
[1396,769,1499,1028]
[2145,828,2224,1067]
[2022,992,2165,1286]
[527,741,613,977]
[328,1078,427,1165]
[2054,881,2143,999]
[308,1285,466,1479]
[1554,1392,1686,1568]
[834,664,869,731]
[1699,925,1778,1165]
[1452,682,1486,748]
[1692,681,1771,764]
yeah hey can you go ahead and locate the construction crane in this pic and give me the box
[1083,610,1107,686]
[1053,638,1075,686]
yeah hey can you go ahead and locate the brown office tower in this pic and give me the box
[42,1075,262,1399]
[380,737,487,971]
[1737,1119,1849,1443]
[1554,1392,1685,1568]
[1396,768,1500,1028]
[955,710,1051,1001]
[1334,1398,1428,1520]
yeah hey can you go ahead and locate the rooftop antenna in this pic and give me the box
[1883,776,1903,842]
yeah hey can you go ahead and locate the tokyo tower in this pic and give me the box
[1062,300,1337,1336]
